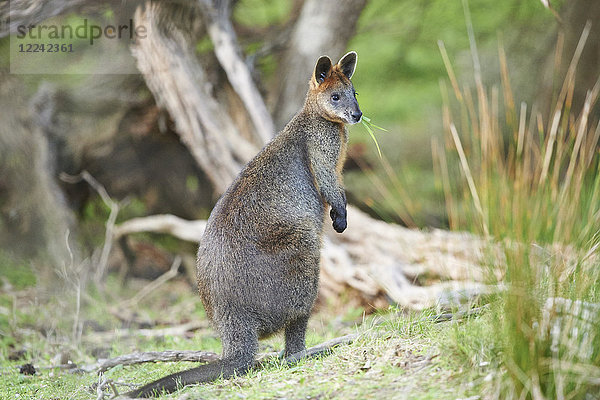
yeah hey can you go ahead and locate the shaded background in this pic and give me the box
[0,0,598,302]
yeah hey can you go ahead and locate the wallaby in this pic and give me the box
[126,51,362,398]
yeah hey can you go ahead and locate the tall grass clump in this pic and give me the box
[436,22,600,400]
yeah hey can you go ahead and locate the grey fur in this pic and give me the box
[127,52,361,398]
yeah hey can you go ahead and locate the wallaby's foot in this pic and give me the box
[284,316,308,357]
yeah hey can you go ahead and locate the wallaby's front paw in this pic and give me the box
[330,207,347,233]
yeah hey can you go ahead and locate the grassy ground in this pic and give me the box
[0,267,497,400]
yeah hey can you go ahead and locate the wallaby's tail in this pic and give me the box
[125,358,250,398]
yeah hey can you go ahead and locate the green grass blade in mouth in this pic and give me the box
[361,116,387,159]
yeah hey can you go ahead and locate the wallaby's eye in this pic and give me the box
[331,94,340,102]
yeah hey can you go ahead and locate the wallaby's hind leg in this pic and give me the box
[283,315,308,358]
[219,320,258,376]
[127,323,258,398]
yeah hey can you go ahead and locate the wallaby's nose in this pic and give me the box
[352,111,363,123]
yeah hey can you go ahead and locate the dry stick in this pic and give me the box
[114,215,206,243]
[281,333,359,365]
[118,256,182,309]
[93,375,138,400]
[60,171,119,283]
[56,229,83,343]
[426,305,489,323]
[59,170,118,341]
[98,350,220,373]
[96,374,111,400]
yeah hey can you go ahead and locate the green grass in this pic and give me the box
[0,252,37,353]
[0,252,36,290]
[437,23,600,399]
[0,274,501,400]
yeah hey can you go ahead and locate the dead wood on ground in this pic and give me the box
[113,206,490,311]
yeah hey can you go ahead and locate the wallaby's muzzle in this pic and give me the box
[351,110,363,123]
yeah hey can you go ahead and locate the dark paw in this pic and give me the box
[330,207,347,233]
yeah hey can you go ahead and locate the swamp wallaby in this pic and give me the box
[127,51,362,398]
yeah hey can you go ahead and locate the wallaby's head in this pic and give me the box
[309,51,362,125]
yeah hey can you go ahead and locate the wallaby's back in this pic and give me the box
[198,121,325,337]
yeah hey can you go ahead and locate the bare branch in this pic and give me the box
[97,350,220,373]
[119,256,182,309]
[61,171,119,282]
[132,1,257,192]
[199,0,275,144]
[282,333,359,365]
[114,214,206,242]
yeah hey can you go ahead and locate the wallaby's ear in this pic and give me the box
[313,56,333,85]
[337,51,357,79]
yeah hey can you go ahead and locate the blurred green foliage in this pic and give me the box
[350,0,552,125]
[0,251,36,290]
[234,0,293,27]
[342,0,555,227]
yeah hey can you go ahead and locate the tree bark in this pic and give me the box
[131,1,257,193]
[0,0,125,37]
[198,0,276,143]
[272,0,367,129]
[0,74,78,272]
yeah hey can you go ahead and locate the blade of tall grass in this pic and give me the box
[449,122,489,237]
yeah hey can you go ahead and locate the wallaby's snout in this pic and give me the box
[351,109,362,124]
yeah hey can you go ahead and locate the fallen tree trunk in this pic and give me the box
[320,207,490,310]
[113,206,489,311]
